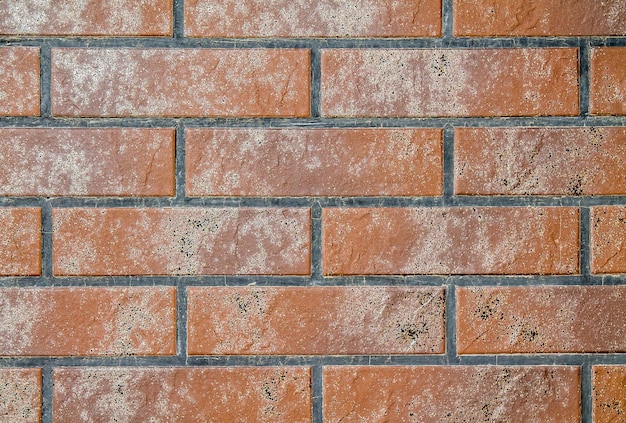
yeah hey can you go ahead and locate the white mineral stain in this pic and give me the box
[0,369,39,421]
[0,289,47,354]
[3,0,168,34]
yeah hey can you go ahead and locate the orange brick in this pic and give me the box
[324,366,581,422]
[454,0,626,36]
[593,366,626,423]
[591,206,626,274]
[0,128,174,196]
[0,368,41,423]
[187,286,445,355]
[0,287,176,356]
[185,0,441,37]
[53,367,311,422]
[0,47,39,117]
[0,208,41,276]
[0,0,172,36]
[457,286,626,354]
[51,48,310,117]
[321,48,578,117]
[455,127,626,195]
[53,208,311,276]
[186,128,442,197]
[590,48,626,115]
[322,207,579,275]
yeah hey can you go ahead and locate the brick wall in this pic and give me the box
[1,1,625,422]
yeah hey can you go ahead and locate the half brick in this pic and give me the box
[0,287,176,356]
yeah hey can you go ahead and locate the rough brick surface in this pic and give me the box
[53,208,311,276]
[590,47,626,115]
[455,127,626,195]
[0,287,176,356]
[322,207,579,275]
[591,206,626,274]
[0,47,40,117]
[321,48,578,117]
[0,0,172,36]
[185,0,441,37]
[0,128,175,196]
[0,368,41,423]
[593,366,626,423]
[187,286,445,355]
[454,0,626,36]
[457,286,626,354]
[323,366,581,422]
[0,208,41,276]
[53,367,312,422]
[51,48,310,117]
[186,128,442,197]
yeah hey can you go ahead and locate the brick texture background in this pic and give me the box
[0,1,625,422]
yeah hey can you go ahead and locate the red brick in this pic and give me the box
[0,0,172,36]
[0,287,176,356]
[53,367,311,422]
[185,0,441,37]
[591,206,626,274]
[0,208,41,276]
[454,0,626,36]
[457,286,626,354]
[0,128,174,197]
[455,127,626,195]
[51,48,310,118]
[0,368,41,423]
[321,48,578,117]
[186,128,442,197]
[323,366,580,422]
[53,208,310,276]
[0,47,39,117]
[322,207,579,275]
[593,366,626,423]
[187,286,445,355]
[590,48,626,115]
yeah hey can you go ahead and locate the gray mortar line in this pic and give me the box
[579,40,591,116]
[173,0,184,39]
[41,365,52,423]
[581,362,593,423]
[39,42,51,118]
